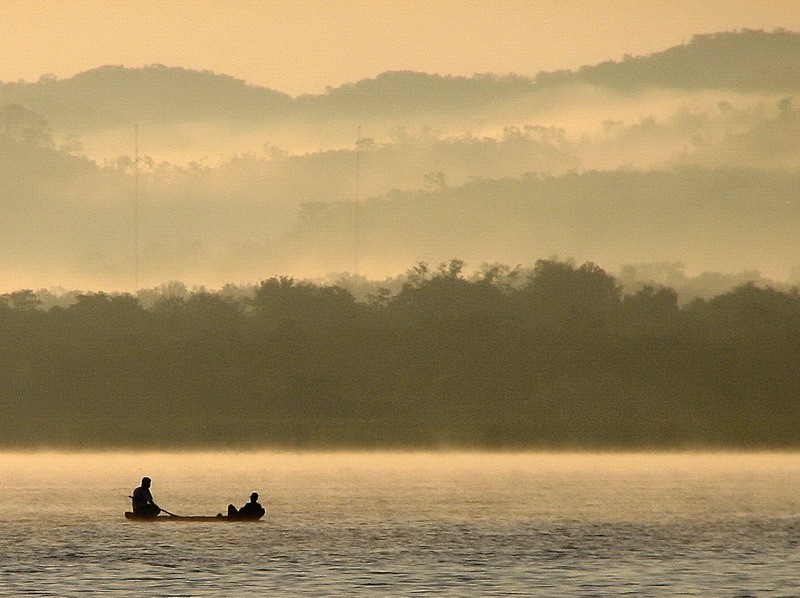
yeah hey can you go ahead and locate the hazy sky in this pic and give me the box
[2,1,799,96]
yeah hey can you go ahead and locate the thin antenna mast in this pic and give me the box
[134,123,140,291]
[354,125,361,276]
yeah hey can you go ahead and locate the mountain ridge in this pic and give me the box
[1,29,798,128]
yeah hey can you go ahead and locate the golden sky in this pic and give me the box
[1,0,800,95]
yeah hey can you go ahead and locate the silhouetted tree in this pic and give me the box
[0,104,52,147]
[517,260,621,326]
[0,289,41,311]
[252,277,358,331]
[622,285,679,322]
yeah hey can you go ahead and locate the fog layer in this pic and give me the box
[1,29,799,291]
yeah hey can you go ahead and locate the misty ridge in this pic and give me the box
[2,28,800,293]
[4,28,800,450]
[2,258,799,449]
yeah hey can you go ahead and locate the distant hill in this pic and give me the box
[0,65,294,128]
[296,71,537,119]
[287,166,800,277]
[537,29,800,92]
[1,29,798,130]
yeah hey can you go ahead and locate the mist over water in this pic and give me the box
[1,451,798,595]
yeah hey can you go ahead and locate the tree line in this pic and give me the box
[1,259,798,449]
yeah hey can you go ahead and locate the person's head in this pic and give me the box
[250,492,259,502]
[142,477,151,488]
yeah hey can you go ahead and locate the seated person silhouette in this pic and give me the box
[131,476,161,518]
[227,492,265,519]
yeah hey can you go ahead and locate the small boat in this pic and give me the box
[124,511,262,522]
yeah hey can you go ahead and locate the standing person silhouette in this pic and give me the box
[131,477,161,518]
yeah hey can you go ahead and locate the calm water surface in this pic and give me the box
[0,452,798,596]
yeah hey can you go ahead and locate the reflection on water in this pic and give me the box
[0,452,798,595]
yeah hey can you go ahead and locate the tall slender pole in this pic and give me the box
[134,123,140,291]
[354,125,361,277]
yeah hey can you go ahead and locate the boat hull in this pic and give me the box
[124,511,261,522]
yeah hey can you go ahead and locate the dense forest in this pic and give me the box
[2,259,798,449]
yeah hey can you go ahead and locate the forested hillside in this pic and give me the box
[538,29,800,92]
[3,30,799,129]
[2,96,800,290]
[2,259,798,449]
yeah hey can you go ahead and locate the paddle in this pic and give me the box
[128,496,181,517]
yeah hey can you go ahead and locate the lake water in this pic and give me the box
[0,452,798,596]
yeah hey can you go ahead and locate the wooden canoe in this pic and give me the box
[124,511,262,522]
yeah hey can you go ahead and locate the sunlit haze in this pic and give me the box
[1,2,800,295]
[1,1,799,95]
[2,7,800,591]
